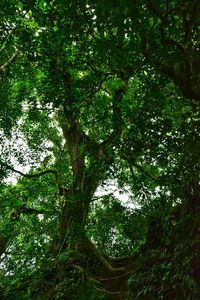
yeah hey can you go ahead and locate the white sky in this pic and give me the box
[95,179,137,209]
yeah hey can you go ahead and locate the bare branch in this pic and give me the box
[0,161,58,180]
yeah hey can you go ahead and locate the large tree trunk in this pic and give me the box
[41,65,134,297]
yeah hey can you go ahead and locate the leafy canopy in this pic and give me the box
[0,0,200,299]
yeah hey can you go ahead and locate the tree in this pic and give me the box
[0,1,199,299]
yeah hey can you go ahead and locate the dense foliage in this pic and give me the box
[0,1,199,299]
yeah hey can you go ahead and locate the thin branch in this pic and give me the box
[0,28,15,54]
[99,271,130,282]
[100,85,127,151]
[0,161,58,180]
[4,251,40,256]
[0,50,19,72]
[159,22,185,53]
[86,59,113,77]
[94,286,121,295]
[120,154,160,183]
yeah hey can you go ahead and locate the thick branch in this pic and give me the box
[59,113,85,189]
[70,237,133,296]
[145,2,200,101]
[157,63,200,101]
[78,236,128,276]
[20,205,46,215]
